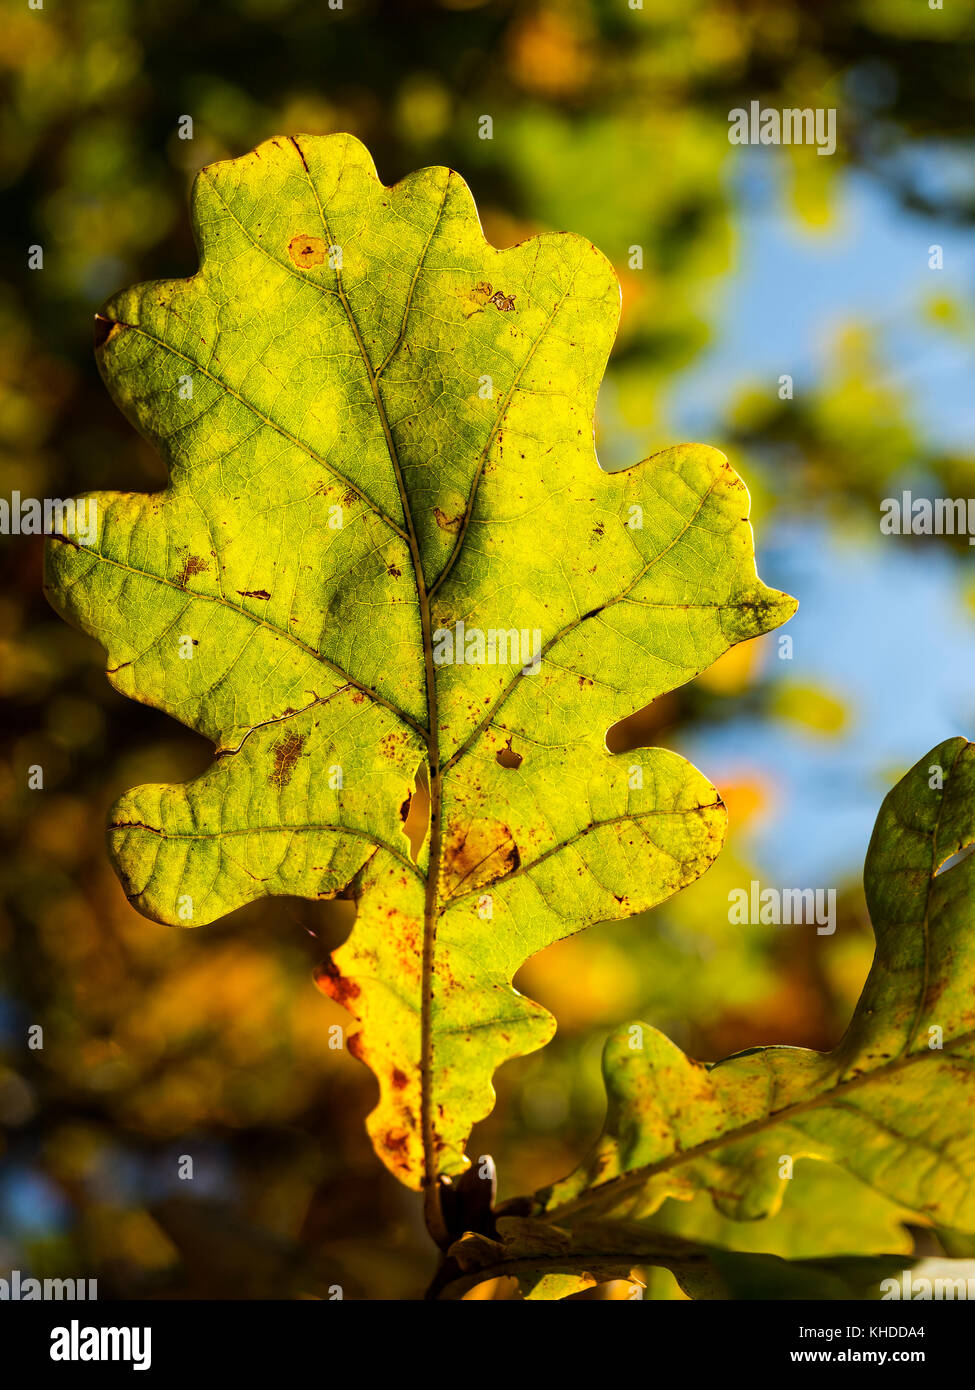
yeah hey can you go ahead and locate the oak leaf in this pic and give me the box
[45,133,795,1195]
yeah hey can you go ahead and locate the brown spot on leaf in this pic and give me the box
[382,1130,410,1159]
[442,818,521,897]
[288,234,327,268]
[434,507,464,533]
[380,732,403,759]
[315,958,361,1006]
[391,1068,409,1091]
[237,587,271,600]
[175,555,208,587]
[270,730,306,787]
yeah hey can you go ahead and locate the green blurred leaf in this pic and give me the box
[440,1214,906,1301]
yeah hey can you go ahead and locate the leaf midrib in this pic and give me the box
[900,738,964,1054]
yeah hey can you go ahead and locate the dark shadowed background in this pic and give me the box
[1,0,974,1299]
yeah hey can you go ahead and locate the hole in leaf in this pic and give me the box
[495,739,522,769]
[935,841,975,876]
[401,763,430,863]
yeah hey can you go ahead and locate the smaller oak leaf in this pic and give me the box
[533,739,975,1235]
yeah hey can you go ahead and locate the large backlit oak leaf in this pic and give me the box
[534,739,975,1234]
[44,133,794,1193]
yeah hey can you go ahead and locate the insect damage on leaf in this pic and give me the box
[489,290,516,312]
[532,738,975,1240]
[270,731,306,788]
[43,132,795,1197]
[433,507,464,533]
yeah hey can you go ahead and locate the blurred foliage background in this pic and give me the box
[2,0,975,1299]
